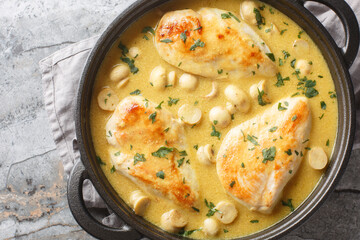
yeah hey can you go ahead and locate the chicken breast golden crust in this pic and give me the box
[216,97,311,214]
[106,96,199,208]
[155,8,277,78]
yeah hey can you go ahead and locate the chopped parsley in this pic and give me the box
[211,125,221,139]
[193,144,199,150]
[282,199,295,211]
[160,38,173,43]
[180,31,187,43]
[168,97,180,106]
[218,69,223,74]
[266,53,275,62]
[118,42,129,56]
[326,139,330,146]
[96,156,106,165]
[164,127,170,132]
[230,181,236,188]
[250,220,259,223]
[329,91,337,98]
[258,88,269,106]
[156,170,165,179]
[321,101,327,110]
[278,102,287,111]
[282,50,290,59]
[149,112,157,123]
[253,8,265,29]
[179,150,188,156]
[114,151,121,156]
[228,12,241,22]
[133,153,146,165]
[285,149,292,155]
[291,115,297,121]
[110,165,116,173]
[121,57,139,74]
[247,135,259,146]
[205,199,221,217]
[177,158,185,167]
[275,73,290,87]
[241,162,245,168]
[262,146,276,163]
[143,35,149,40]
[155,101,164,109]
[280,29,287,35]
[269,126,278,132]
[192,207,200,212]
[221,13,231,19]
[290,59,296,68]
[298,30,304,38]
[224,229,229,233]
[152,146,174,158]
[178,228,202,237]
[190,39,205,51]
[141,26,155,35]
[130,89,141,95]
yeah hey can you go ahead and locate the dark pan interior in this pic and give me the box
[76,0,355,239]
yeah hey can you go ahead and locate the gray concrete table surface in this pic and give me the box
[0,0,359,239]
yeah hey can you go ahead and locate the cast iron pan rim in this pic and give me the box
[75,0,356,239]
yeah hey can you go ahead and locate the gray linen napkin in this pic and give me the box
[39,0,360,231]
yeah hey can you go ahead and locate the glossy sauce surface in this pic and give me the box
[90,0,338,238]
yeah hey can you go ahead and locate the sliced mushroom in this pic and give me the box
[197,144,215,165]
[293,39,309,55]
[129,47,141,58]
[203,81,219,99]
[225,85,251,113]
[214,201,238,224]
[150,65,167,90]
[97,88,119,111]
[240,1,258,25]
[295,59,312,75]
[308,147,328,170]
[203,218,219,237]
[226,102,237,114]
[209,106,231,128]
[249,80,270,102]
[130,190,151,216]
[178,104,202,125]
[116,77,129,88]
[109,64,130,82]
[179,73,198,91]
[161,209,188,233]
[168,71,176,86]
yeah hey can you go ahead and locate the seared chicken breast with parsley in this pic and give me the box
[216,97,311,213]
[106,96,199,208]
[155,8,277,78]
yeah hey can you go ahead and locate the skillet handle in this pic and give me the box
[67,160,142,240]
[299,0,359,68]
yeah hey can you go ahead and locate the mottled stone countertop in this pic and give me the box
[0,0,359,239]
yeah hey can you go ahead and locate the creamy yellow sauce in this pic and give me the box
[90,0,338,238]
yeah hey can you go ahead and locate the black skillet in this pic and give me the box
[69,0,359,239]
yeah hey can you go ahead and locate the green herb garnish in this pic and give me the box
[134,153,146,165]
[156,170,165,179]
[152,146,174,158]
[262,146,276,163]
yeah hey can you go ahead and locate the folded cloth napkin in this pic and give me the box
[40,0,360,233]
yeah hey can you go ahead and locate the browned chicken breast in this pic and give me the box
[155,8,277,78]
[216,97,311,213]
[106,96,199,208]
